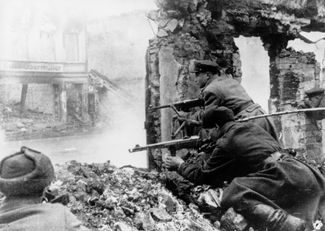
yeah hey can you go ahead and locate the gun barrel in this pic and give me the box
[149,104,170,110]
[238,107,325,122]
[149,98,203,111]
[174,98,204,109]
[129,136,200,153]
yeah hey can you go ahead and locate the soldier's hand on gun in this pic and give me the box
[164,155,184,170]
[173,111,201,126]
[173,111,188,122]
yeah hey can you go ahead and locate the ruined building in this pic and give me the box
[0,2,135,139]
[145,0,325,168]
[0,2,89,133]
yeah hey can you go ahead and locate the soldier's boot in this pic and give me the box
[251,204,306,231]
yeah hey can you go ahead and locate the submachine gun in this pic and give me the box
[149,98,204,139]
[128,136,202,156]
[129,99,204,157]
[149,98,204,112]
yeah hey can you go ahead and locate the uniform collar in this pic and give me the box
[219,121,236,135]
[200,75,218,91]
[0,196,42,212]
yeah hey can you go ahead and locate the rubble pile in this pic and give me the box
[0,103,60,139]
[0,102,97,140]
[54,161,224,231]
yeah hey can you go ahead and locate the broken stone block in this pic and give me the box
[127,188,141,201]
[220,207,248,231]
[87,196,99,206]
[198,189,222,208]
[166,10,182,18]
[86,180,105,195]
[165,19,179,32]
[158,18,170,28]
[150,208,172,222]
[114,207,126,218]
[157,29,169,37]
[196,9,212,26]
[73,192,86,202]
[114,222,134,231]
[186,219,211,231]
[121,206,135,217]
[159,191,180,213]
[141,212,157,231]
[133,212,144,230]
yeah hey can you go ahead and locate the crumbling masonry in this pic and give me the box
[145,0,325,168]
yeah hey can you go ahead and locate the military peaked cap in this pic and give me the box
[305,87,325,97]
[189,60,220,74]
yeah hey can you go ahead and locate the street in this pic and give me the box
[2,128,148,168]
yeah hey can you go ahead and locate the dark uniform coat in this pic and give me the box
[201,76,278,140]
[178,121,325,228]
[0,197,89,231]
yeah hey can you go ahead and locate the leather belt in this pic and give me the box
[234,101,255,116]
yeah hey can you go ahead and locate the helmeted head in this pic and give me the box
[0,147,54,197]
[189,60,220,88]
[202,106,235,128]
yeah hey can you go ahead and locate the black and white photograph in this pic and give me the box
[0,0,325,230]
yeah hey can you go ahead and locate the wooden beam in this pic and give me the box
[20,84,28,116]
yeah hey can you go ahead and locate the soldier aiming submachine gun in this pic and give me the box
[130,92,325,158]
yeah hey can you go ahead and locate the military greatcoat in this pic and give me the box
[178,120,325,228]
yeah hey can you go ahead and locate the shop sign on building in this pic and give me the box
[0,60,64,72]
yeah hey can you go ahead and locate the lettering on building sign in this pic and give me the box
[0,61,64,72]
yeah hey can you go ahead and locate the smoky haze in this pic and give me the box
[235,36,270,112]
[0,0,156,168]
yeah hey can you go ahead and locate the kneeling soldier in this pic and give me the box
[165,106,325,231]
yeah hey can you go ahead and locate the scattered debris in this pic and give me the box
[54,161,223,231]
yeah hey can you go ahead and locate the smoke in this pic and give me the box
[0,0,153,168]
[234,36,270,112]
[92,83,148,168]
[1,103,148,168]
[0,128,11,160]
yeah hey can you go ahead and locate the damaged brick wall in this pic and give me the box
[146,1,241,147]
[146,0,325,167]
[270,48,323,164]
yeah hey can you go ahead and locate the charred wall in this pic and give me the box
[270,49,322,163]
